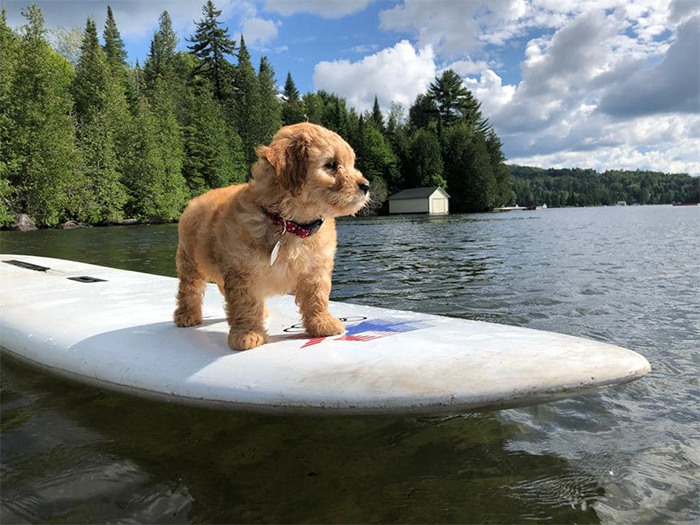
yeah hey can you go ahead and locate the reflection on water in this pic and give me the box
[1,206,699,523]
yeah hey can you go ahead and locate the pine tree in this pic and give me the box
[73,18,108,119]
[355,125,396,212]
[257,56,282,144]
[408,93,439,131]
[233,36,262,167]
[485,129,512,206]
[144,11,179,90]
[124,97,166,217]
[427,69,489,132]
[443,122,472,209]
[151,78,189,218]
[407,129,445,188]
[302,92,323,124]
[281,71,305,125]
[444,124,496,212]
[320,93,349,137]
[385,103,410,191]
[125,86,188,221]
[181,82,246,194]
[73,16,129,222]
[188,0,236,102]
[102,5,127,70]
[370,95,385,133]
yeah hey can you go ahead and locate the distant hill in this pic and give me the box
[508,165,699,207]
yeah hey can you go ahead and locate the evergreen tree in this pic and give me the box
[485,130,512,206]
[0,6,18,225]
[407,129,445,188]
[281,71,305,125]
[188,0,236,102]
[125,86,188,220]
[124,97,167,217]
[151,78,189,217]
[444,126,496,212]
[408,93,439,131]
[102,6,139,118]
[443,122,472,209]
[233,36,262,167]
[102,5,127,70]
[427,69,489,132]
[384,103,410,192]
[370,95,385,132]
[127,59,144,112]
[302,92,323,124]
[73,16,129,222]
[144,11,179,89]
[321,95,350,137]
[2,5,86,226]
[345,107,362,152]
[181,82,246,194]
[73,18,109,119]
[355,125,396,212]
[257,56,282,144]
[78,113,126,222]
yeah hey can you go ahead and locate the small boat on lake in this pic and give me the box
[493,205,529,212]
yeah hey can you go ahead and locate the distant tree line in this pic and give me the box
[510,165,699,207]
[0,1,512,227]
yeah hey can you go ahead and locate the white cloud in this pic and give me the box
[241,17,280,47]
[429,4,700,175]
[507,117,700,176]
[442,58,492,76]
[463,70,515,117]
[599,16,700,117]
[313,40,436,112]
[265,0,373,19]
[379,0,483,56]
[352,44,379,54]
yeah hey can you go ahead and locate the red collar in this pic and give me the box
[263,209,324,238]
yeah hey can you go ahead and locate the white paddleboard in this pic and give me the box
[0,255,650,415]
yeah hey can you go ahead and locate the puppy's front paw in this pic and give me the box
[305,315,345,338]
[174,309,203,327]
[228,329,268,351]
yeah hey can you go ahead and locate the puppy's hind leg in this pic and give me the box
[174,247,206,327]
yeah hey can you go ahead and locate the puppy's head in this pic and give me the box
[253,123,370,221]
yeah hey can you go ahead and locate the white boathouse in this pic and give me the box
[387,187,450,215]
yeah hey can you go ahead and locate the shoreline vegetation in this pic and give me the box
[1,3,697,231]
[6,199,697,232]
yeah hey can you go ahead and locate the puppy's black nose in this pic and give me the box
[358,182,370,195]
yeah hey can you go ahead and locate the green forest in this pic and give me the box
[2,3,696,229]
[510,165,699,207]
[0,1,513,228]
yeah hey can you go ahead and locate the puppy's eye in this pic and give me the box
[324,161,338,171]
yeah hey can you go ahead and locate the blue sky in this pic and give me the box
[5,0,700,175]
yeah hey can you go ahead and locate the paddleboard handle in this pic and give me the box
[67,276,108,283]
[2,259,51,272]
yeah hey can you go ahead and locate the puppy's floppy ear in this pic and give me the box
[256,134,309,194]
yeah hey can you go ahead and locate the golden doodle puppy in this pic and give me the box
[173,123,370,350]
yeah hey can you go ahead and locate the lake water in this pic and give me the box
[1,205,699,524]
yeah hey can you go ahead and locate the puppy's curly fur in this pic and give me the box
[173,123,370,350]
